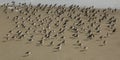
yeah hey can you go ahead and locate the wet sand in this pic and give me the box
[0,3,120,60]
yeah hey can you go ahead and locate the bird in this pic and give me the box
[57,43,62,47]
[26,38,33,44]
[80,46,88,52]
[54,46,61,50]
[36,39,44,46]
[28,38,33,42]
[99,40,107,46]
[112,28,116,33]
[54,46,62,52]
[77,43,82,47]
[83,46,88,50]
[22,51,32,57]
[61,40,65,45]
[47,41,54,46]
[73,40,80,45]
[76,40,80,44]
[8,30,12,33]
[103,40,107,46]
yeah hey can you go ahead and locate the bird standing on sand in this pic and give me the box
[36,39,44,46]
[26,38,33,44]
[48,41,54,46]
[61,40,65,45]
[103,40,107,46]
[77,43,82,47]
[83,46,88,50]
[54,45,62,51]
[82,46,88,51]
[23,51,32,57]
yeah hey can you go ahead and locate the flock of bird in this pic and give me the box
[0,2,118,57]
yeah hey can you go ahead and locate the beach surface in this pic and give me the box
[0,4,120,60]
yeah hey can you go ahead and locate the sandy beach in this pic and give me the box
[0,3,120,60]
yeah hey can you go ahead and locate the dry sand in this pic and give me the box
[0,4,120,60]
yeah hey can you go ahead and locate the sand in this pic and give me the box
[0,3,120,60]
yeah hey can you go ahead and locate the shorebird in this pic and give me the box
[54,43,62,52]
[71,33,79,38]
[53,34,57,38]
[21,23,25,28]
[77,40,81,43]
[23,51,32,57]
[87,30,91,34]
[57,43,62,47]
[54,46,61,51]
[99,40,107,46]
[11,35,16,39]
[58,36,65,41]
[103,40,107,46]
[47,41,54,46]
[36,39,44,46]
[112,28,116,33]
[26,38,33,44]
[80,46,88,52]
[15,24,20,28]
[8,30,12,33]
[28,38,33,42]
[77,43,82,47]
[83,46,88,50]
[74,40,83,48]
[73,40,80,45]
[87,34,94,40]
[113,19,116,23]
[61,40,65,45]
[99,35,103,40]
